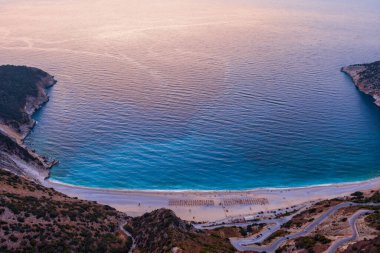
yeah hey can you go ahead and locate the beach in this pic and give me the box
[44,177,380,222]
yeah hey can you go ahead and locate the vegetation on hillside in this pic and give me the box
[365,212,380,231]
[351,190,380,203]
[0,169,131,253]
[357,61,380,86]
[126,208,235,253]
[0,65,49,125]
[343,235,380,253]
[294,234,331,251]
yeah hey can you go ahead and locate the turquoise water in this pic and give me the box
[1,0,380,189]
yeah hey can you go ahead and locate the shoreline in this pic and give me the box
[46,175,380,193]
[44,174,380,222]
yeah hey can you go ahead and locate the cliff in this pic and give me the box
[341,61,380,106]
[0,65,56,139]
[0,65,58,180]
[0,65,57,140]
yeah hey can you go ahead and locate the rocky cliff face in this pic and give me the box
[0,132,51,181]
[0,65,58,180]
[20,71,57,139]
[342,61,380,106]
[0,65,57,140]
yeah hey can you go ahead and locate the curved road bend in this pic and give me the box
[195,204,310,245]
[120,223,136,253]
[326,209,373,253]
[230,202,380,253]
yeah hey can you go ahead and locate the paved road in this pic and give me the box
[194,218,287,245]
[195,204,310,245]
[325,209,373,253]
[118,203,378,253]
[119,222,136,253]
[230,202,380,253]
[229,217,294,245]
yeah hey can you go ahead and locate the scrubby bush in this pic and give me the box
[0,65,49,123]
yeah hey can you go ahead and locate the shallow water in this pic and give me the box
[1,0,380,189]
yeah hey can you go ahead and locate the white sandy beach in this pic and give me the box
[44,177,380,222]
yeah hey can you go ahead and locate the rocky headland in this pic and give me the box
[0,65,58,181]
[342,60,380,106]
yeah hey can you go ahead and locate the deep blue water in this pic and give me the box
[2,0,380,189]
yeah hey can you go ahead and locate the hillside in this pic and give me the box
[125,209,236,253]
[0,132,50,180]
[342,61,380,106]
[0,169,132,253]
[0,65,56,136]
[0,168,240,253]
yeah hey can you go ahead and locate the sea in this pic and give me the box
[1,0,380,190]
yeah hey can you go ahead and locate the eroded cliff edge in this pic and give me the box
[342,60,380,106]
[0,65,58,181]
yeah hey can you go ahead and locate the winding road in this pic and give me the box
[196,202,379,253]
[194,203,310,245]
[119,222,136,253]
[325,209,373,253]
[119,203,377,253]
